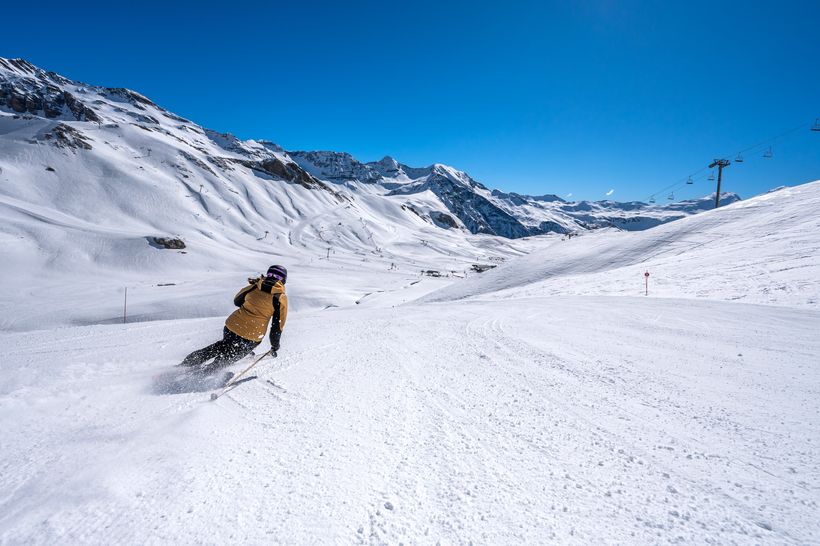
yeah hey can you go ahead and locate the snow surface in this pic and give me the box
[2,58,819,544]
[2,182,819,544]
[424,182,820,309]
[2,296,818,544]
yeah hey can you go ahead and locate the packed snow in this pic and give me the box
[2,294,818,544]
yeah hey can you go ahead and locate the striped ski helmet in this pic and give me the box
[266,265,287,284]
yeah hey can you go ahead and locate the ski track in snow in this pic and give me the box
[1,297,818,545]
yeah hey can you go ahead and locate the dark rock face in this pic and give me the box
[179,151,216,175]
[63,92,101,122]
[492,189,565,206]
[401,203,420,216]
[232,156,343,199]
[289,151,384,183]
[38,124,93,150]
[0,58,100,122]
[150,237,186,250]
[0,59,157,124]
[537,220,570,234]
[0,78,101,122]
[103,88,156,109]
[391,174,541,239]
[431,211,458,229]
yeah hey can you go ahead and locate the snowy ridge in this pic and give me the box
[423,181,820,307]
[289,149,742,237]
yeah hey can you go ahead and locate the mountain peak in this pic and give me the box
[368,155,403,177]
[0,57,39,76]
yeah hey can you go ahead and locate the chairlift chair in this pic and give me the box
[686,176,694,185]
[649,196,656,204]
[708,171,715,181]
[735,153,744,163]
[763,146,773,159]
[667,192,674,201]
[812,118,820,132]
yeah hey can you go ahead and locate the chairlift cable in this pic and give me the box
[644,118,816,203]
[728,122,810,157]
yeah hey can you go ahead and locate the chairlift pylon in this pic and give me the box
[734,153,744,163]
[763,146,773,159]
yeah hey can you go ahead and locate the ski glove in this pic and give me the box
[270,330,281,353]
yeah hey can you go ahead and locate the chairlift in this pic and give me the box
[667,192,675,201]
[686,176,694,185]
[649,195,656,204]
[734,153,744,163]
[763,146,773,159]
[708,171,715,181]
[812,118,820,132]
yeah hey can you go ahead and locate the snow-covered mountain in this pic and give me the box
[0,56,740,260]
[424,181,820,308]
[290,149,741,237]
[0,57,542,330]
[0,56,749,331]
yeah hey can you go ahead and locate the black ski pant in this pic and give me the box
[180,327,260,369]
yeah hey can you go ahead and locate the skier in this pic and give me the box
[180,265,288,369]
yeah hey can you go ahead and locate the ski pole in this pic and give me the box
[210,350,275,400]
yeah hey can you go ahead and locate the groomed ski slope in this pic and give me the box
[1,181,819,544]
[1,298,818,544]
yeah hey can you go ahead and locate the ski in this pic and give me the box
[209,375,258,401]
[266,379,287,392]
[208,351,273,401]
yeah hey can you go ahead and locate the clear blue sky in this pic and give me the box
[2,0,818,201]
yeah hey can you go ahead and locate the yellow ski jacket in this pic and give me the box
[225,277,288,344]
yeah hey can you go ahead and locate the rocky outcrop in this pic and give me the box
[0,58,164,124]
[391,171,541,238]
[231,156,343,199]
[150,237,186,250]
[289,151,385,183]
[0,80,101,122]
[36,124,93,150]
[431,211,458,229]
[103,88,156,109]
[493,189,565,205]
